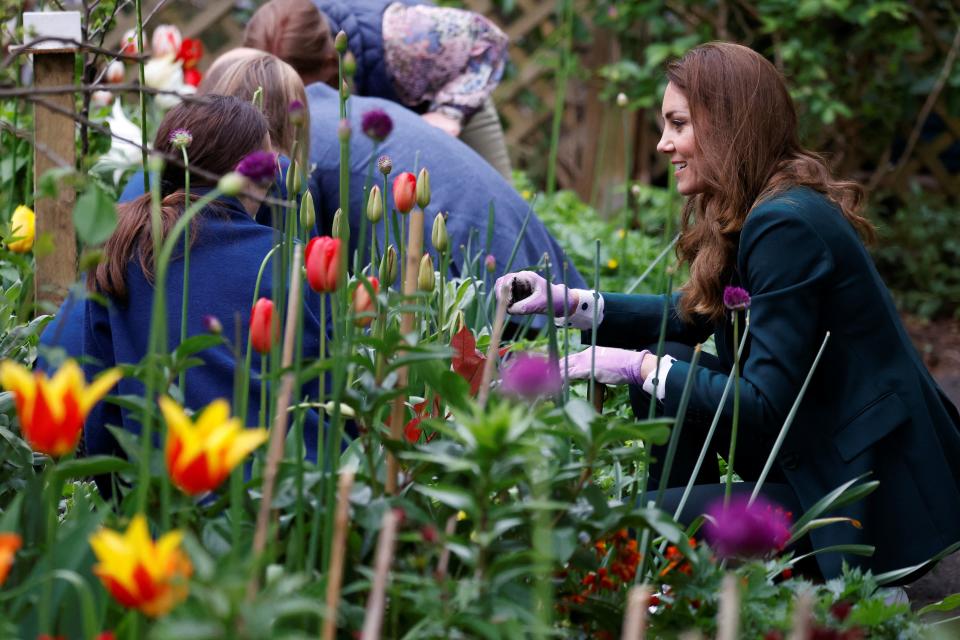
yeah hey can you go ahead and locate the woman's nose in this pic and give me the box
[656,132,672,154]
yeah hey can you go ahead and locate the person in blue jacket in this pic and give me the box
[43,95,326,480]
[495,42,960,581]
[244,0,513,178]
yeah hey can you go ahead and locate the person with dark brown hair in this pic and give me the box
[496,42,960,581]
[244,0,513,178]
[43,95,328,476]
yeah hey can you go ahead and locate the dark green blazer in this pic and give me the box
[594,186,960,578]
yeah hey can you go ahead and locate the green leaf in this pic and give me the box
[412,484,477,513]
[73,183,117,246]
[173,334,223,361]
[917,593,960,616]
[53,455,132,480]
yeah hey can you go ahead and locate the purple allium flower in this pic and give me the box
[168,128,192,149]
[235,150,277,185]
[704,495,791,559]
[202,314,222,335]
[499,353,562,400]
[723,286,751,311]
[361,108,393,142]
[377,155,393,175]
[288,99,306,126]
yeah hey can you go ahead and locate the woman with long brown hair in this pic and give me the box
[46,95,326,478]
[496,42,960,581]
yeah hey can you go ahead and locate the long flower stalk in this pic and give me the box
[545,0,573,197]
[724,312,742,505]
[178,145,191,394]
[135,0,148,188]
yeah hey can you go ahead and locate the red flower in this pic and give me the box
[392,172,417,214]
[352,277,379,327]
[830,599,853,622]
[305,236,342,293]
[250,298,276,354]
[176,38,203,69]
[183,68,202,87]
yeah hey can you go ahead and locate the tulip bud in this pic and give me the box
[431,212,448,253]
[151,24,183,58]
[91,90,114,108]
[218,171,246,196]
[288,99,306,127]
[332,208,345,239]
[392,172,416,214]
[485,254,496,273]
[305,236,342,293]
[337,119,351,142]
[202,314,223,335]
[343,52,357,76]
[416,168,431,209]
[352,277,380,327]
[285,162,301,196]
[616,92,628,107]
[299,191,316,231]
[379,245,397,284]
[418,253,435,292]
[105,60,125,84]
[250,297,276,354]
[366,185,383,223]
[341,78,350,99]
[7,205,35,254]
[120,29,139,56]
[334,30,348,54]
[377,155,393,176]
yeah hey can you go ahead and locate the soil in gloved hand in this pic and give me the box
[510,278,533,307]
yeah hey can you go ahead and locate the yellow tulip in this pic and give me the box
[0,360,121,457]
[159,396,268,495]
[89,515,192,617]
[7,205,34,253]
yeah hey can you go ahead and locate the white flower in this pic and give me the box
[94,98,145,185]
[144,56,194,110]
[105,60,125,84]
[91,90,114,108]
[151,24,182,58]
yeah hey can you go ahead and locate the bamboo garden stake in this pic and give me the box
[323,470,356,640]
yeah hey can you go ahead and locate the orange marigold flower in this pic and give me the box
[0,360,121,457]
[0,532,22,585]
[89,515,192,617]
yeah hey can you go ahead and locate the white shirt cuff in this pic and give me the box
[642,355,675,402]
[555,290,604,330]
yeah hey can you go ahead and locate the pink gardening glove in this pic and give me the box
[494,271,575,316]
[563,346,651,386]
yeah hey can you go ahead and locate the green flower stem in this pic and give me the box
[39,463,56,634]
[724,313,742,505]
[673,323,751,521]
[623,234,679,295]
[178,146,191,395]
[259,358,268,439]
[562,261,571,404]
[135,0,148,188]
[305,294,327,572]
[654,345,701,510]
[383,174,391,284]
[588,241,600,405]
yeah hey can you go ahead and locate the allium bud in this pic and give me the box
[341,78,350,98]
[485,254,496,273]
[337,119,351,142]
[105,60,125,84]
[218,171,246,196]
[202,315,222,335]
[332,208,345,239]
[366,185,383,223]
[334,30,348,54]
[416,168,431,209]
[168,128,192,150]
[377,155,393,175]
[418,253,436,292]
[431,212,448,253]
[380,245,398,284]
[288,99,306,127]
[630,184,642,199]
[343,51,357,76]
[616,92,628,108]
[299,190,316,231]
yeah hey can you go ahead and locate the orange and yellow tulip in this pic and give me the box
[0,360,121,457]
[89,515,192,617]
[0,532,22,586]
[160,396,268,496]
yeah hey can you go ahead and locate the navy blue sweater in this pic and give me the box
[41,194,327,463]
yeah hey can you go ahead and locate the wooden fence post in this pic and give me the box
[23,12,80,305]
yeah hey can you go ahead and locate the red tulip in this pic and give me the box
[183,68,202,87]
[250,298,276,354]
[352,277,379,327]
[392,172,417,214]
[176,38,203,69]
[305,236,342,293]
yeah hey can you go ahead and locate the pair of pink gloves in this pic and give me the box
[494,271,651,387]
